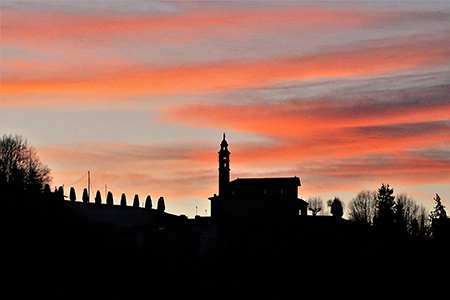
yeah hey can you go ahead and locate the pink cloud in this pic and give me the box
[2,33,447,100]
[161,84,449,140]
[1,5,381,44]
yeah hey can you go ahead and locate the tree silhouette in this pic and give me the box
[429,194,447,220]
[330,197,343,218]
[145,195,152,209]
[95,190,102,204]
[121,193,127,206]
[348,190,377,225]
[107,191,113,205]
[430,194,448,240]
[43,183,51,198]
[70,187,76,202]
[307,197,323,216]
[57,186,64,201]
[374,183,395,227]
[411,219,419,236]
[394,193,430,236]
[133,194,139,207]
[417,205,431,237]
[394,194,406,233]
[82,188,89,203]
[0,134,51,196]
[157,197,165,212]
[326,199,333,214]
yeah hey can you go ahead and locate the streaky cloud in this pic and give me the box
[161,83,449,138]
[3,33,447,97]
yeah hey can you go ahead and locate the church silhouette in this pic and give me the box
[209,134,308,220]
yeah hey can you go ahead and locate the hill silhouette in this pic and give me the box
[2,194,444,297]
[2,134,448,297]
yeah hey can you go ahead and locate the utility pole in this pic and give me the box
[87,171,90,201]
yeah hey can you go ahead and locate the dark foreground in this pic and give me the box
[2,197,446,297]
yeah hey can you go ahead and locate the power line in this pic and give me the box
[66,171,88,187]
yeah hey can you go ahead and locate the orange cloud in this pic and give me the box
[2,35,446,98]
[161,84,449,139]
[1,5,381,44]
[229,126,448,168]
[160,82,448,173]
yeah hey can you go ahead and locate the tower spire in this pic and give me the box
[218,133,230,196]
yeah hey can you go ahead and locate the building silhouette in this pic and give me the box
[209,134,308,220]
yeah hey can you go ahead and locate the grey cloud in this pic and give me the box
[352,121,449,139]
[409,148,450,163]
[2,1,181,16]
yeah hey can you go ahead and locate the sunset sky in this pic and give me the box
[1,1,449,217]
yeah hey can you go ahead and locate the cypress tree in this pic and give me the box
[43,184,51,197]
[157,197,165,212]
[120,193,127,206]
[107,191,113,205]
[70,187,76,202]
[133,194,140,207]
[82,188,89,203]
[145,195,152,209]
[57,186,64,201]
[95,190,102,204]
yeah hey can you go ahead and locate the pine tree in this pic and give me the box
[430,194,448,240]
[374,183,395,227]
[330,197,343,218]
[430,194,447,220]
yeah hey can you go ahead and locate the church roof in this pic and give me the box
[230,177,301,187]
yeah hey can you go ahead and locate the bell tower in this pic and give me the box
[218,133,230,197]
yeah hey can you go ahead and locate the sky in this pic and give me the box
[1,1,449,217]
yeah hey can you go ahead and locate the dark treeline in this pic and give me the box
[64,185,164,210]
[347,183,448,240]
[35,183,163,210]
[3,191,448,297]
